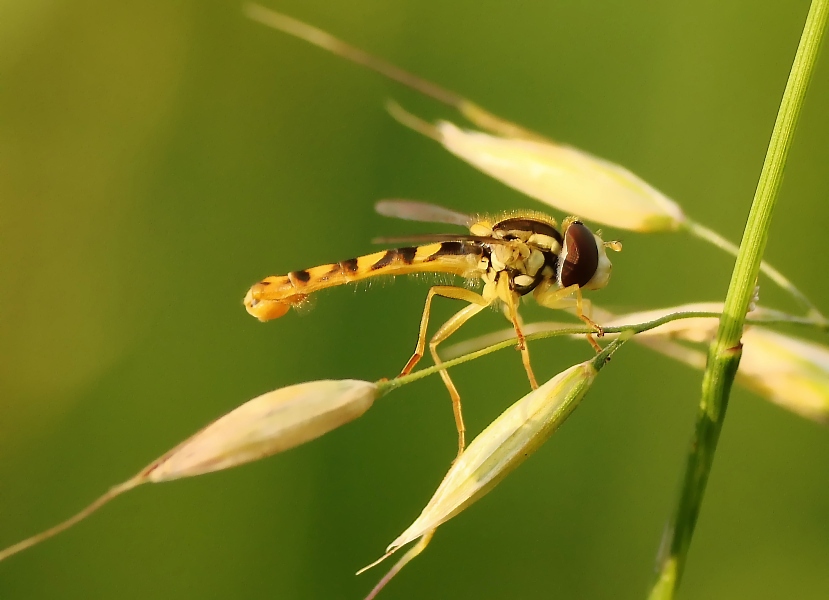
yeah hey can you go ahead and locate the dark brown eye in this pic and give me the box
[560,222,599,288]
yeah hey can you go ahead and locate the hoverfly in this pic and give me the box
[244,200,621,457]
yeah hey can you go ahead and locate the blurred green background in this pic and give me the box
[1,1,828,598]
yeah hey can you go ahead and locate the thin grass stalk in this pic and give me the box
[381,309,826,394]
[648,2,829,597]
[684,219,825,321]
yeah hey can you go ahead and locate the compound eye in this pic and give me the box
[560,221,599,288]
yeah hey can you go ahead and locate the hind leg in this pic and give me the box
[398,286,490,377]
[398,286,491,457]
[427,301,490,458]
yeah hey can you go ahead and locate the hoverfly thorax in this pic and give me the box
[474,214,561,297]
[473,213,616,299]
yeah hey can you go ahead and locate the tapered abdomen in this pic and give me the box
[244,241,484,321]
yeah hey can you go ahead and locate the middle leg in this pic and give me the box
[503,290,539,390]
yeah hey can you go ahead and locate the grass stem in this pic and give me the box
[648,2,829,597]
[376,308,822,395]
[685,219,826,322]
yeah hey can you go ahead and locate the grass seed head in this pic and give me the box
[606,304,829,423]
[0,379,378,563]
[739,328,829,423]
[436,122,687,232]
[361,359,603,598]
[145,379,378,482]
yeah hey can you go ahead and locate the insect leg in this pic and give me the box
[535,284,603,352]
[399,286,490,377]
[428,301,490,459]
[503,291,539,390]
[399,286,490,458]
[573,288,604,339]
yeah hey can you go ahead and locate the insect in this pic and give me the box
[244,200,621,457]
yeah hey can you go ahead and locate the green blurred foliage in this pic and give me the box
[1,1,827,598]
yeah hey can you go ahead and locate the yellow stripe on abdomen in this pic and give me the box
[244,241,483,321]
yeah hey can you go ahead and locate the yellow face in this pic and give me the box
[583,230,614,291]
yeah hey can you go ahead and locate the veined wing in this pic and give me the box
[373,233,506,246]
[375,199,474,228]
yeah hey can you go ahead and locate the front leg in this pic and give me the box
[535,284,603,352]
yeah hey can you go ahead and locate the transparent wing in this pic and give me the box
[375,199,474,228]
[372,233,505,246]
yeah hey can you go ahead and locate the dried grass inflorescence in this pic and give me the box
[0,379,378,563]
[435,121,687,232]
[1,6,826,600]
[359,347,619,599]
[145,379,378,481]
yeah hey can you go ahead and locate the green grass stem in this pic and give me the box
[377,308,823,396]
[685,219,826,322]
[648,2,829,597]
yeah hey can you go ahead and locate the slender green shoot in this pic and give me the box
[649,2,829,598]
[685,219,826,322]
[378,308,821,395]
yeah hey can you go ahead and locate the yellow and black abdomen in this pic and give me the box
[244,241,484,321]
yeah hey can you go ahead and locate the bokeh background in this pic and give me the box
[2,1,828,598]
